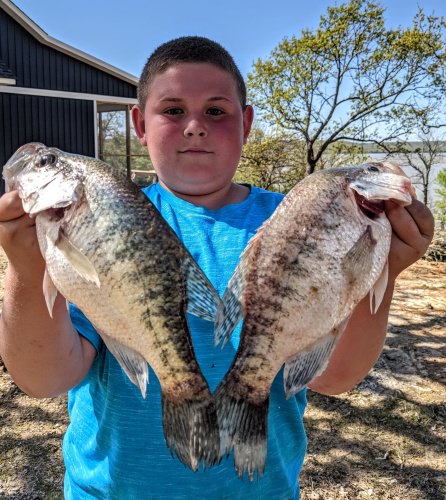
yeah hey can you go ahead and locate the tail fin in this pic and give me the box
[214,376,269,480]
[162,392,220,471]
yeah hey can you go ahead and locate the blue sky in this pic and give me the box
[11,0,446,80]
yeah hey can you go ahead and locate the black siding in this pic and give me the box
[0,6,138,194]
[0,93,95,192]
[0,58,14,78]
[0,9,137,98]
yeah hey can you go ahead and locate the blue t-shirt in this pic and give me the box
[64,183,307,499]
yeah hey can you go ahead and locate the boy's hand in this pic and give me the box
[0,192,96,397]
[385,199,435,281]
[0,191,45,276]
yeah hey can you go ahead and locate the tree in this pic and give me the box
[236,127,371,193]
[436,169,446,228]
[248,0,446,175]
[235,127,307,192]
[315,140,369,170]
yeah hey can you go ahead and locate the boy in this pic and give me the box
[0,37,434,499]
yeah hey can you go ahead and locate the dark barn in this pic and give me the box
[0,0,140,194]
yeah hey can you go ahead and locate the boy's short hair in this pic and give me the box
[137,36,247,110]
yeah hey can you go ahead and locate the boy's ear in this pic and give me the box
[242,105,254,145]
[131,105,147,146]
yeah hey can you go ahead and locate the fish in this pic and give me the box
[3,142,221,471]
[213,162,414,480]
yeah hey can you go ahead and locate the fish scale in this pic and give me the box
[213,162,414,480]
[3,142,221,471]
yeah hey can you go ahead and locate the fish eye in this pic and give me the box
[367,165,380,172]
[39,154,57,167]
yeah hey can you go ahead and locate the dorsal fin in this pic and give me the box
[183,255,221,322]
[214,230,263,347]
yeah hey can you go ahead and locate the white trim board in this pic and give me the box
[0,85,137,105]
[0,77,16,85]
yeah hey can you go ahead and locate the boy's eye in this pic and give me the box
[164,108,184,115]
[206,108,224,116]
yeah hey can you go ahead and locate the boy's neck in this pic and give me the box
[158,181,250,210]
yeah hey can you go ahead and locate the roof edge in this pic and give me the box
[1,0,139,86]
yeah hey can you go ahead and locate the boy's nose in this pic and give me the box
[184,119,207,138]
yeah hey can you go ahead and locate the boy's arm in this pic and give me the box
[0,192,96,398]
[308,199,435,395]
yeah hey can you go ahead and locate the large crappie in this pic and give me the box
[3,142,221,470]
[214,162,414,479]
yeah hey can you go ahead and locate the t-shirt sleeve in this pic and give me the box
[68,303,102,352]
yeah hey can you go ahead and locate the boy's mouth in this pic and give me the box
[180,148,212,154]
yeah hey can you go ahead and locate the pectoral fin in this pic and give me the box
[55,230,100,287]
[284,336,337,398]
[342,225,377,301]
[342,225,376,280]
[283,318,349,397]
[99,331,149,398]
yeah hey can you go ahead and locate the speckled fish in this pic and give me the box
[213,162,414,479]
[3,142,221,471]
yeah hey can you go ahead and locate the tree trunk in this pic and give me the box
[423,180,429,206]
[306,147,316,176]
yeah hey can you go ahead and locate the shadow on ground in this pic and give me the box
[301,303,446,500]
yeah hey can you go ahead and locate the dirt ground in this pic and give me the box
[0,250,444,499]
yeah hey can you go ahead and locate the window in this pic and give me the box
[97,103,157,186]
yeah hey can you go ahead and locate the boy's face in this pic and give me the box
[132,63,253,199]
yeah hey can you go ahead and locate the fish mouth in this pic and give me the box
[27,205,69,222]
[47,205,71,221]
[354,192,385,219]
[349,171,414,208]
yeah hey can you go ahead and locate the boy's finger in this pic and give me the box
[0,191,26,221]
[385,200,434,248]
[0,192,36,249]
[404,200,435,239]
